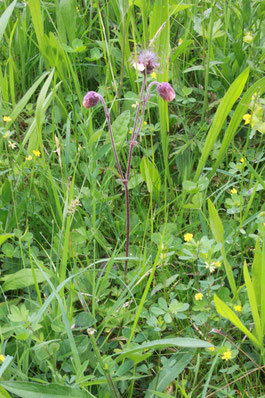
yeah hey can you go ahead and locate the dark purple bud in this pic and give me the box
[83,91,100,109]
[157,82,176,102]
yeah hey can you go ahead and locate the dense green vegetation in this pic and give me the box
[1,0,265,396]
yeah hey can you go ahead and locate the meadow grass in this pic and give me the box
[1,0,265,397]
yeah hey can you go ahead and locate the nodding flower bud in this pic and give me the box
[83,91,100,109]
[157,82,176,102]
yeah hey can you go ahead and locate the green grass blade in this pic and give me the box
[27,0,45,53]
[214,294,261,348]
[243,262,263,345]
[209,76,265,180]
[208,199,236,295]
[0,0,17,43]
[195,67,250,181]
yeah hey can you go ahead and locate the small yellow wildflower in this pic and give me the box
[214,261,221,268]
[234,305,242,312]
[8,140,16,149]
[151,72,157,79]
[3,131,10,139]
[230,188,237,194]
[243,31,254,44]
[3,116,11,122]
[129,130,133,134]
[178,38,184,46]
[0,354,5,362]
[33,150,41,157]
[243,114,251,125]
[143,121,147,126]
[184,233,193,242]
[26,155,32,161]
[222,350,232,361]
[240,157,245,163]
[195,293,203,301]
[208,346,215,352]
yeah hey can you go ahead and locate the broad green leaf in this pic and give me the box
[140,157,161,194]
[1,268,50,292]
[214,294,261,348]
[148,392,173,398]
[0,0,17,43]
[145,349,195,398]
[110,110,130,149]
[195,67,250,181]
[59,0,76,44]
[208,199,236,294]
[243,262,263,344]
[0,234,13,247]
[0,382,95,398]
[116,338,211,362]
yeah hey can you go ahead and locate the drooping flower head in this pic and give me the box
[83,91,100,109]
[157,82,176,102]
[131,49,159,75]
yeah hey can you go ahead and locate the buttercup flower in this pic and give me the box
[240,157,245,163]
[131,49,159,74]
[0,354,5,362]
[184,233,193,242]
[151,72,157,79]
[231,188,237,194]
[243,114,251,125]
[214,261,221,268]
[157,82,176,102]
[208,346,215,352]
[222,350,232,361]
[243,31,254,44]
[3,116,11,122]
[33,150,41,157]
[195,293,203,301]
[83,91,100,109]
[234,305,242,312]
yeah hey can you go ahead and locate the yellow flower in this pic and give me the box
[222,350,232,361]
[214,261,221,268]
[143,121,147,126]
[0,354,5,362]
[195,293,203,301]
[33,150,41,157]
[3,131,10,139]
[234,305,242,312]
[3,116,11,122]
[184,233,193,242]
[129,130,133,134]
[240,157,245,163]
[26,155,32,161]
[208,346,215,352]
[178,38,184,46]
[230,188,237,194]
[151,72,157,79]
[243,114,251,125]
[243,31,254,44]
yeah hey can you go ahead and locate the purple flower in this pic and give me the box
[131,50,159,75]
[157,82,175,102]
[83,91,100,108]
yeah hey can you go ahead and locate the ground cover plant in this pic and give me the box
[1,0,265,397]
